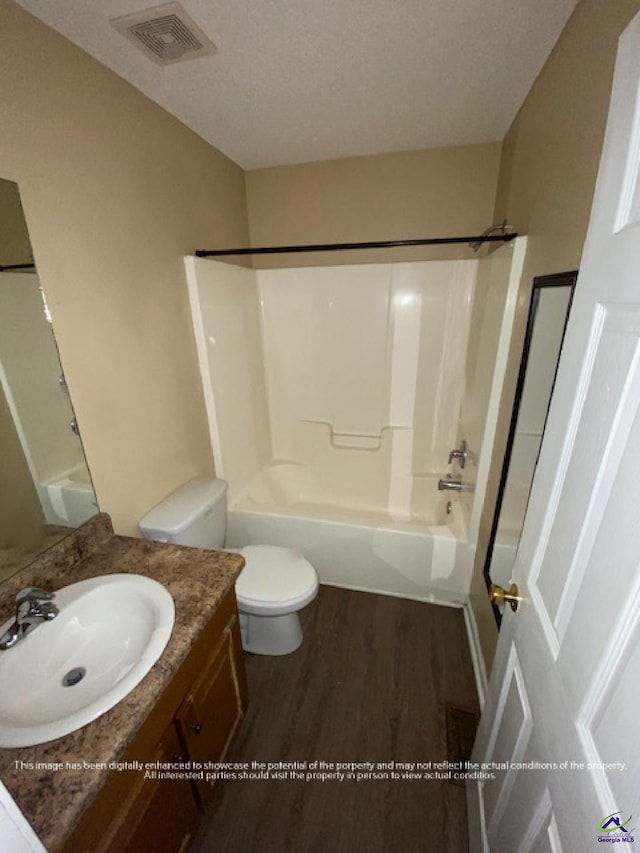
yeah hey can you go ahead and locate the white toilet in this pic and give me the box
[139,478,319,655]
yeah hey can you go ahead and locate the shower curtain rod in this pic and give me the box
[0,263,36,272]
[195,232,517,259]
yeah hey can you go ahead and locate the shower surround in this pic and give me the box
[186,251,520,602]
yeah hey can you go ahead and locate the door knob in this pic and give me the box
[489,583,521,612]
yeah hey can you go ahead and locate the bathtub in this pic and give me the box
[225,464,469,604]
[41,464,97,527]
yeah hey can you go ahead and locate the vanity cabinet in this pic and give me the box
[61,587,248,853]
[103,725,198,853]
[175,620,242,809]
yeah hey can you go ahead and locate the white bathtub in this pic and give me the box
[41,464,97,527]
[226,464,468,604]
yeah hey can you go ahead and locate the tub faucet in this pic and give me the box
[438,474,474,493]
[0,587,58,650]
[448,440,469,469]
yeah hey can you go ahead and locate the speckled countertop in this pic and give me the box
[0,514,244,851]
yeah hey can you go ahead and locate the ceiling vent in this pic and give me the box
[110,2,217,66]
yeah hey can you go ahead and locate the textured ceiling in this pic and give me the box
[15,0,578,169]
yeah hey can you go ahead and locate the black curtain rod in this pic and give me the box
[0,263,36,272]
[195,232,517,259]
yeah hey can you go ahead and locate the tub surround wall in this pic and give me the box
[0,270,94,529]
[189,256,530,601]
[451,241,526,534]
[0,514,244,851]
[189,258,477,521]
[446,239,527,633]
[259,261,477,515]
[185,258,272,499]
[0,273,85,488]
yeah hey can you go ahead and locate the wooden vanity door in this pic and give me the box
[118,724,199,853]
[175,616,244,808]
[76,723,200,853]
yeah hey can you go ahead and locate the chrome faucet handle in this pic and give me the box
[0,588,58,651]
[448,440,468,468]
[0,625,21,650]
[16,598,58,621]
[15,587,58,626]
[16,587,55,603]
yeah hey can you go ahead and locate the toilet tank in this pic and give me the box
[139,478,228,549]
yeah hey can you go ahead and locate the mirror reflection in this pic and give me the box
[485,271,577,617]
[0,178,96,583]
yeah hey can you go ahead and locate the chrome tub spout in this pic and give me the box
[437,475,474,493]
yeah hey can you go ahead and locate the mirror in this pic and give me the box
[484,270,577,624]
[0,178,97,584]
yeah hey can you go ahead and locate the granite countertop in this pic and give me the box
[0,514,245,851]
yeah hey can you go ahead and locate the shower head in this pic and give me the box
[469,220,514,252]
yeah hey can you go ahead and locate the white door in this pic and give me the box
[469,12,640,852]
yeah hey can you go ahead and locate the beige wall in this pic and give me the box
[245,143,502,268]
[0,178,32,266]
[0,0,250,535]
[470,0,640,672]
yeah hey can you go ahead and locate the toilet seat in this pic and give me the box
[235,545,319,617]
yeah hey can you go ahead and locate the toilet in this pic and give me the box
[139,478,318,655]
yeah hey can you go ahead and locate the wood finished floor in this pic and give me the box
[192,586,479,853]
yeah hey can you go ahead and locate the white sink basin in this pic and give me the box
[0,574,175,747]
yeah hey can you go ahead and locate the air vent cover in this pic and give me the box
[110,2,217,66]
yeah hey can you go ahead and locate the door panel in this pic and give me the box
[534,306,640,644]
[469,11,640,851]
[483,648,533,842]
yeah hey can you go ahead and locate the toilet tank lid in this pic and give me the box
[139,478,227,535]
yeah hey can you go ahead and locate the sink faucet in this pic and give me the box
[0,588,58,650]
[438,474,474,493]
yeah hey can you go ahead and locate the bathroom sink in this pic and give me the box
[0,574,175,747]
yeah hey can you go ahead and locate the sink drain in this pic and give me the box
[62,667,86,687]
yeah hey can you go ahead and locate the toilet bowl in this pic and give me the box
[235,545,318,655]
[139,478,319,656]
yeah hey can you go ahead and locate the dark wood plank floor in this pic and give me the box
[192,585,479,853]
